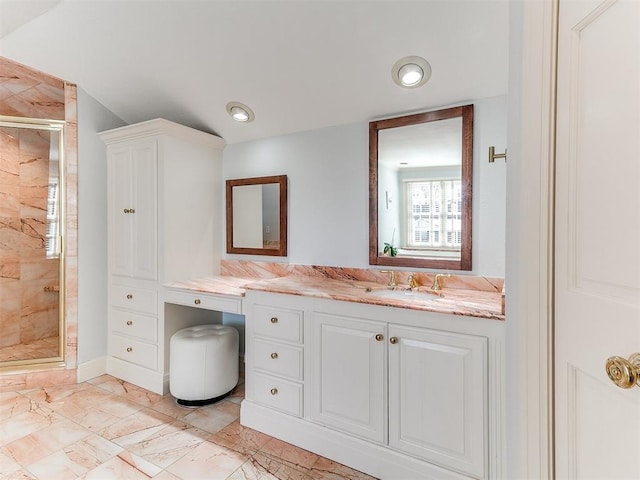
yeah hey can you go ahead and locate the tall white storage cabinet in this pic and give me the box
[99,119,225,394]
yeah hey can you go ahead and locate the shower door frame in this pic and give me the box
[0,115,66,372]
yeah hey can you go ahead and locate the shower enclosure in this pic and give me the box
[0,115,65,369]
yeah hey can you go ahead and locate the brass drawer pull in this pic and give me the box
[375,334,384,342]
[194,299,201,305]
[270,388,278,395]
[270,352,278,359]
[126,294,133,300]
[126,347,133,352]
[270,317,278,324]
[389,337,399,344]
[126,320,133,326]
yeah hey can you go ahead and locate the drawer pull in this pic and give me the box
[375,333,384,342]
[389,337,399,345]
[270,352,278,359]
[270,388,278,395]
[194,299,201,305]
[126,294,133,300]
[126,320,133,326]
[126,347,133,352]
[270,317,278,324]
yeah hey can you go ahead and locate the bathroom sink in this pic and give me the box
[363,287,444,302]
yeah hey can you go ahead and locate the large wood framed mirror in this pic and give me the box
[226,175,288,256]
[369,105,473,270]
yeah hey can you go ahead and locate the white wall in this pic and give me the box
[223,95,507,276]
[77,88,126,364]
[224,123,370,267]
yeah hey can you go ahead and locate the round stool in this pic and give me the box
[169,324,239,406]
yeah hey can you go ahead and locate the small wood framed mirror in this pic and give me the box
[226,175,288,256]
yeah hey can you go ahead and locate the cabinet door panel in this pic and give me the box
[311,313,386,443]
[130,141,157,280]
[389,325,487,478]
[109,146,133,277]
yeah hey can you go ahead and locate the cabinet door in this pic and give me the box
[310,312,386,443]
[109,145,134,277]
[388,325,487,478]
[129,141,157,280]
[108,141,157,280]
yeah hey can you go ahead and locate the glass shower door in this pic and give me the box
[0,116,65,368]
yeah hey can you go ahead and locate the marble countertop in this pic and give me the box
[166,275,504,321]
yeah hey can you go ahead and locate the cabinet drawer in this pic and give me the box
[164,289,242,314]
[253,305,303,344]
[112,285,157,314]
[253,372,302,417]
[110,334,157,370]
[253,339,303,381]
[111,309,157,342]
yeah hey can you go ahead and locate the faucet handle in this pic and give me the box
[432,273,451,291]
[380,270,397,287]
[407,273,420,289]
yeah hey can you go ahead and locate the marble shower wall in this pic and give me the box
[0,56,78,390]
[0,125,59,355]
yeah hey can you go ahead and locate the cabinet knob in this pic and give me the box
[126,347,133,352]
[126,294,133,300]
[130,209,135,214]
[375,334,384,342]
[123,208,129,214]
[194,299,201,305]
[270,388,278,395]
[389,337,399,344]
[270,352,278,359]
[126,320,133,326]
[270,317,278,324]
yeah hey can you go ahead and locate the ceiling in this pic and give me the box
[0,1,509,145]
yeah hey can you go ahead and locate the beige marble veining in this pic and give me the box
[168,264,505,320]
[0,56,78,388]
[0,375,374,479]
[221,259,504,292]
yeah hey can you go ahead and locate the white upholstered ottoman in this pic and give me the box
[169,324,239,406]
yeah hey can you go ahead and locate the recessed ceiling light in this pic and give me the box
[226,101,255,122]
[391,56,432,88]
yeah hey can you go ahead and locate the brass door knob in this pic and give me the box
[270,317,278,324]
[270,388,278,395]
[389,337,399,344]
[375,334,384,342]
[606,353,640,389]
[194,299,201,305]
[270,352,278,359]
[126,347,133,352]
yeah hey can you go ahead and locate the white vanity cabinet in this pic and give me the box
[244,295,306,418]
[99,119,225,394]
[310,313,387,443]
[242,290,504,480]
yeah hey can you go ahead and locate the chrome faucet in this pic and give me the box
[431,273,451,291]
[381,270,397,288]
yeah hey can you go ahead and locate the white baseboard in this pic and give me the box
[76,356,107,383]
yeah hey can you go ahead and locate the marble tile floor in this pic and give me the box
[0,375,376,480]
[0,337,59,363]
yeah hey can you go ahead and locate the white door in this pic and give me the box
[555,1,640,478]
[310,312,386,443]
[388,325,487,478]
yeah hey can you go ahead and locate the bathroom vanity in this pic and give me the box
[239,275,505,480]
